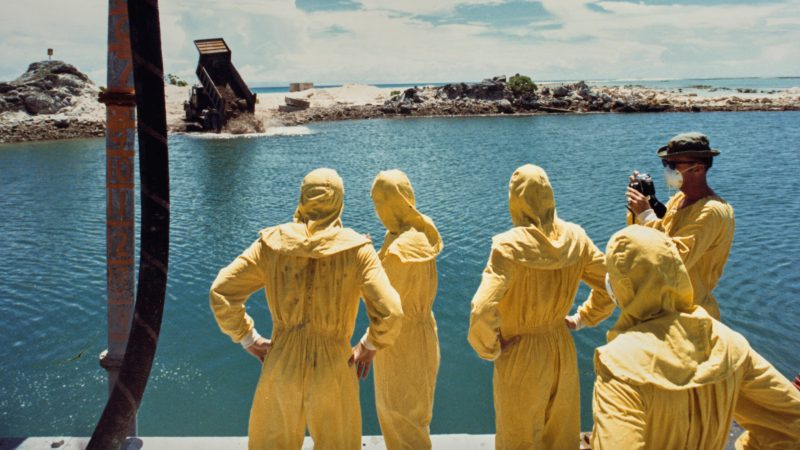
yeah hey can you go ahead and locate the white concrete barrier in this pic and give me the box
[1,435,495,449]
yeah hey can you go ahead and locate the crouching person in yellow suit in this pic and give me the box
[210,168,403,450]
[592,225,800,450]
[370,170,443,450]
[468,164,612,450]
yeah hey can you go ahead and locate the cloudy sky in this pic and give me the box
[1,0,799,85]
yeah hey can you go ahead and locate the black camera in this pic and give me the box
[628,173,667,218]
[629,173,656,197]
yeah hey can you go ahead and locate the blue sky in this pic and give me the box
[1,0,799,84]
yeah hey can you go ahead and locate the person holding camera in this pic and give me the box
[625,132,735,320]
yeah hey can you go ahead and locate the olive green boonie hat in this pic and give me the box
[657,132,720,158]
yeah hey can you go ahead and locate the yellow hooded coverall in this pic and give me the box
[629,192,735,319]
[370,170,443,450]
[592,225,800,450]
[468,164,612,450]
[210,168,403,450]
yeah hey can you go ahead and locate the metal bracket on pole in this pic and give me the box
[99,90,137,106]
[99,349,125,371]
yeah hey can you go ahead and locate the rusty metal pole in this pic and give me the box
[98,0,137,436]
[88,0,170,446]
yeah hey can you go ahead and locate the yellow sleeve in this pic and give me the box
[641,218,665,230]
[630,193,676,229]
[576,240,614,327]
[467,248,514,361]
[591,363,647,450]
[734,348,800,449]
[628,209,664,229]
[666,204,729,270]
[209,238,267,343]
[357,244,403,350]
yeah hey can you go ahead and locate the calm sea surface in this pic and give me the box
[1,111,799,436]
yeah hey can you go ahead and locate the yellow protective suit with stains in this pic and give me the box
[468,164,611,450]
[592,225,800,450]
[210,168,403,450]
[370,170,443,450]
[629,191,735,319]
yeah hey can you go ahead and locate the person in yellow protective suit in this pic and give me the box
[369,170,443,450]
[209,168,403,450]
[591,225,800,450]
[468,164,612,450]
[571,133,735,329]
[625,132,735,320]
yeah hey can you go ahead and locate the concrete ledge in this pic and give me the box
[1,435,494,449]
[0,425,744,449]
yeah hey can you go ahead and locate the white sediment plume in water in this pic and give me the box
[223,113,266,134]
[266,126,313,136]
[184,126,313,139]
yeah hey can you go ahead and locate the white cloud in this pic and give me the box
[0,0,106,82]
[359,0,505,15]
[1,0,798,85]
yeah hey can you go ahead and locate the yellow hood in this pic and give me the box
[260,168,369,258]
[492,164,584,268]
[597,225,748,389]
[508,164,558,237]
[371,170,443,262]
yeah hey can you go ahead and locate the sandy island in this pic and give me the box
[1,61,799,144]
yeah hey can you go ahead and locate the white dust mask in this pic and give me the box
[664,167,684,189]
[664,164,699,190]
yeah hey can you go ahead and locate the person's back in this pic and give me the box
[210,168,403,450]
[591,226,800,450]
[253,222,397,342]
[468,164,610,450]
[370,170,443,450]
[491,222,604,334]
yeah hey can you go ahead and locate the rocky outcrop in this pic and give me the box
[0,61,104,143]
[1,61,97,115]
[437,76,507,101]
[273,77,800,127]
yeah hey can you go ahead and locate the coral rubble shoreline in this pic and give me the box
[2,64,799,144]
[271,77,800,127]
[0,119,105,144]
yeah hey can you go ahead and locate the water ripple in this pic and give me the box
[1,111,799,435]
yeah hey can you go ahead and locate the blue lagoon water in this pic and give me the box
[1,111,799,436]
